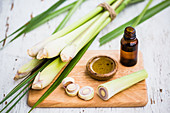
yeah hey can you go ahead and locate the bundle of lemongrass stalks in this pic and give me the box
[15,0,144,90]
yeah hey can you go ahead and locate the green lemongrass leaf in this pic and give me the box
[24,0,66,31]
[6,87,31,113]
[53,0,84,33]
[99,0,170,46]
[0,60,53,104]
[28,36,96,113]
[132,0,153,27]
[0,81,33,112]
[0,24,26,43]
[26,1,76,34]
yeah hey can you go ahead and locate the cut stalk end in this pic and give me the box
[27,48,36,57]
[32,72,43,89]
[36,49,48,60]
[14,71,30,80]
[32,82,43,90]
[60,45,76,62]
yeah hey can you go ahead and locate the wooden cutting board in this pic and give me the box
[28,50,148,107]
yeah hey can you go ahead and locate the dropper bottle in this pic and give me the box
[120,26,138,66]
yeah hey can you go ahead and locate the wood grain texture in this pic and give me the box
[28,50,148,107]
[0,0,170,113]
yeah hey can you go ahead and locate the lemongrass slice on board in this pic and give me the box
[78,86,94,100]
[62,77,75,89]
[66,83,80,96]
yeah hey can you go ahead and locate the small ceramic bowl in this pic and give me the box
[86,55,118,81]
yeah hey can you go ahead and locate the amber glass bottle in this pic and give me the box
[120,26,138,66]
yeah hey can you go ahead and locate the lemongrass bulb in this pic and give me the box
[62,77,75,89]
[66,83,80,96]
[78,86,94,100]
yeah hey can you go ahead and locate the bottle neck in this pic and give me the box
[123,26,136,40]
[124,34,136,40]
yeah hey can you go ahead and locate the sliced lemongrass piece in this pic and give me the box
[97,69,148,101]
[27,0,116,57]
[36,15,100,59]
[78,86,94,100]
[62,77,75,89]
[60,17,111,62]
[14,59,44,80]
[66,83,80,96]
[32,57,67,89]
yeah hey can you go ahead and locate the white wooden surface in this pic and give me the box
[0,0,170,113]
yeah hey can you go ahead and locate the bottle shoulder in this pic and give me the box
[121,37,138,47]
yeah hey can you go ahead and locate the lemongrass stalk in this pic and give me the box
[97,69,148,100]
[32,57,67,89]
[27,0,117,57]
[14,59,44,80]
[36,15,100,59]
[60,0,124,62]
[61,17,111,62]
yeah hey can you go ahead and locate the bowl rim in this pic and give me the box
[86,55,118,80]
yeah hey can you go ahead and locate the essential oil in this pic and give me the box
[120,26,138,66]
